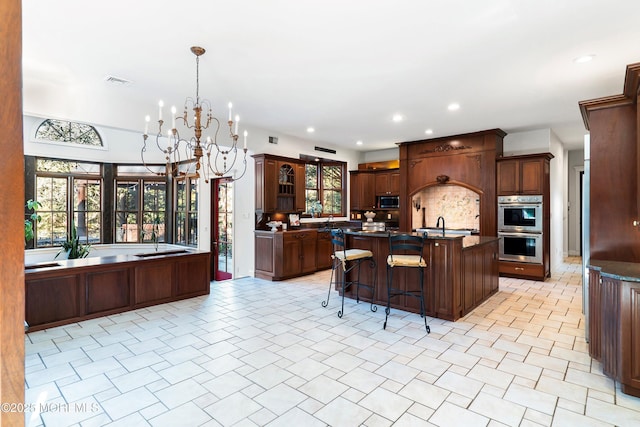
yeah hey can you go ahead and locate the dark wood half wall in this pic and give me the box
[0,0,25,420]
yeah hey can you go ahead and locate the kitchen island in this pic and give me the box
[25,249,210,331]
[339,230,499,321]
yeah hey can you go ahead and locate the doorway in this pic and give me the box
[211,178,233,281]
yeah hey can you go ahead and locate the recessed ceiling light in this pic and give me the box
[447,103,460,111]
[392,114,404,123]
[306,127,315,133]
[425,129,433,135]
[574,54,595,64]
[356,140,363,146]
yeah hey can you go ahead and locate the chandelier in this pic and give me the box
[142,46,248,182]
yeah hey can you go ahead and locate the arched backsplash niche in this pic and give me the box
[411,185,480,230]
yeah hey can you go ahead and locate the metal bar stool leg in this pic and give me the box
[369,258,378,313]
[419,267,430,333]
[384,265,393,329]
[321,257,337,309]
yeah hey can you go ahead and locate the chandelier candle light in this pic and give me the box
[142,46,248,182]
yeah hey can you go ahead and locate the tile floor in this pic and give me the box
[24,257,640,426]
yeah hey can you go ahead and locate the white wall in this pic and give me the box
[23,114,362,279]
[567,149,585,256]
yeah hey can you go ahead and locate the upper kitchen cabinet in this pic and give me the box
[350,171,376,211]
[497,153,553,196]
[375,169,400,196]
[253,154,305,214]
[579,62,640,262]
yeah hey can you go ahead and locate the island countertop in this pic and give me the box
[587,259,640,283]
[337,229,499,249]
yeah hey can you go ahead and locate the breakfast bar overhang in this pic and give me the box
[338,231,500,322]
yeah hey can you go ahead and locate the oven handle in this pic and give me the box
[498,231,542,237]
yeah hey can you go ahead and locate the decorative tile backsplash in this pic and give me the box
[411,185,480,230]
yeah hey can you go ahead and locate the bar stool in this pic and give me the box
[385,233,430,333]
[322,229,377,318]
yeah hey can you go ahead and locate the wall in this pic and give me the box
[361,147,398,164]
[411,186,480,230]
[567,149,585,256]
[23,114,362,279]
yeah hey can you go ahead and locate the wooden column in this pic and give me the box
[0,0,26,424]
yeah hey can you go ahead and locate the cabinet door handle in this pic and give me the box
[634,220,639,227]
[514,267,524,271]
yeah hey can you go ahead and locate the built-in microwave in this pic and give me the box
[498,195,543,233]
[377,195,399,209]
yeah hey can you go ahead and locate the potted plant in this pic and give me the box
[56,220,91,259]
[24,199,41,245]
[310,201,323,218]
[141,217,161,251]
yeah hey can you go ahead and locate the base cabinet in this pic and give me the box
[462,240,499,316]
[498,261,545,281]
[588,264,640,397]
[25,251,210,332]
[254,229,333,281]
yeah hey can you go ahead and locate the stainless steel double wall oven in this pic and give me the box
[497,195,543,264]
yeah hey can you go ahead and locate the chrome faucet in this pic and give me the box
[436,216,445,236]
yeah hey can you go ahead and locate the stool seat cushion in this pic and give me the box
[333,249,373,262]
[387,254,427,268]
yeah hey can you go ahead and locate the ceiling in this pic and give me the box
[21,0,640,153]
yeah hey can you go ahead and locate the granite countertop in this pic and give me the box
[340,229,499,249]
[25,249,207,273]
[588,259,640,283]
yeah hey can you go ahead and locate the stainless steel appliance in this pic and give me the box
[498,231,543,263]
[582,135,590,341]
[498,195,543,233]
[377,195,399,209]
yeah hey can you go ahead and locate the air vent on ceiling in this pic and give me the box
[269,136,278,144]
[315,146,336,154]
[104,75,132,86]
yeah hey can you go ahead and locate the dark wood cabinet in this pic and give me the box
[429,239,462,321]
[316,230,333,270]
[253,154,306,214]
[255,229,332,281]
[497,155,550,195]
[462,240,499,314]
[350,171,376,211]
[375,170,400,195]
[588,263,640,397]
[580,62,640,262]
[25,251,210,331]
[283,230,317,276]
[497,153,552,281]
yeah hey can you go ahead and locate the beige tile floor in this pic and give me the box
[24,257,640,426]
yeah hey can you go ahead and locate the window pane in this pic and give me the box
[36,119,103,147]
[322,165,342,189]
[188,213,198,245]
[323,190,342,214]
[175,213,185,244]
[189,180,198,211]
[306,164,318,188]
[116,182,139,211]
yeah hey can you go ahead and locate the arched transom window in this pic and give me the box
[36,119,103,147]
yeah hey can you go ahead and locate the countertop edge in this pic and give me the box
[588,259,640,283]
